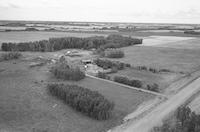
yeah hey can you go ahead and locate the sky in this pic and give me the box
[0,0,200,24]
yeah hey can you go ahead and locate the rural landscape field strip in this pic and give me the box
[1,28,200,132]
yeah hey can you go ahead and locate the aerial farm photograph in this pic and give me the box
[0,0,200,132]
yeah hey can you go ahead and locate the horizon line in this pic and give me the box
[0,19,199,25]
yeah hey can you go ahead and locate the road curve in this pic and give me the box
[111,77,200,132]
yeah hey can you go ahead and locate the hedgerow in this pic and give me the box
[113,75,160,92]
[51,62,85,81]
[48,83,114,120]
[133,66,173,74]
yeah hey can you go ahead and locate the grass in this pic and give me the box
[107,46,200,73]
[108,68,182,92]
[0,58,155,132]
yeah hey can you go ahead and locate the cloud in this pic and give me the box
[0,0,200,23]
[8,3,20,8]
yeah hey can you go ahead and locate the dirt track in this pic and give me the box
[111,77,200,132]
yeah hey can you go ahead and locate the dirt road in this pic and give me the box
[111,77,200,132]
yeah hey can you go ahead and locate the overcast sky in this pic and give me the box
[0,0,200,24]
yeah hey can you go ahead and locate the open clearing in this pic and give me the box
[0,53,154,132]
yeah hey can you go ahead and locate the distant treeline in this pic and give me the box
[184,30,200,35]
[1,34,143,52]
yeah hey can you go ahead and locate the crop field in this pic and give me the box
[0,53,155,132]
[141,36,194,47]
[155,38,200,49]
[140,36,200,50]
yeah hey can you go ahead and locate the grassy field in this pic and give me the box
[107,45,200,73]
[108,68,182,92]
[0,54,154,132]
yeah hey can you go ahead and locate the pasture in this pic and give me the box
[108,43,200,73]
[0,52,155,132]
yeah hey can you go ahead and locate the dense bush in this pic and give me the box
[1,34,142,52]
[147,83,159,92]
[96,72,110,80]
[94,58,131,70]
[51,62,85,81]
[104,49,125,58]
[0,52,22,61]
[152,107,200,132]
[48,83,114,120]
[114,76,142,88]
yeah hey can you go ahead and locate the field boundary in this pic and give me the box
[86,74,167,98]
